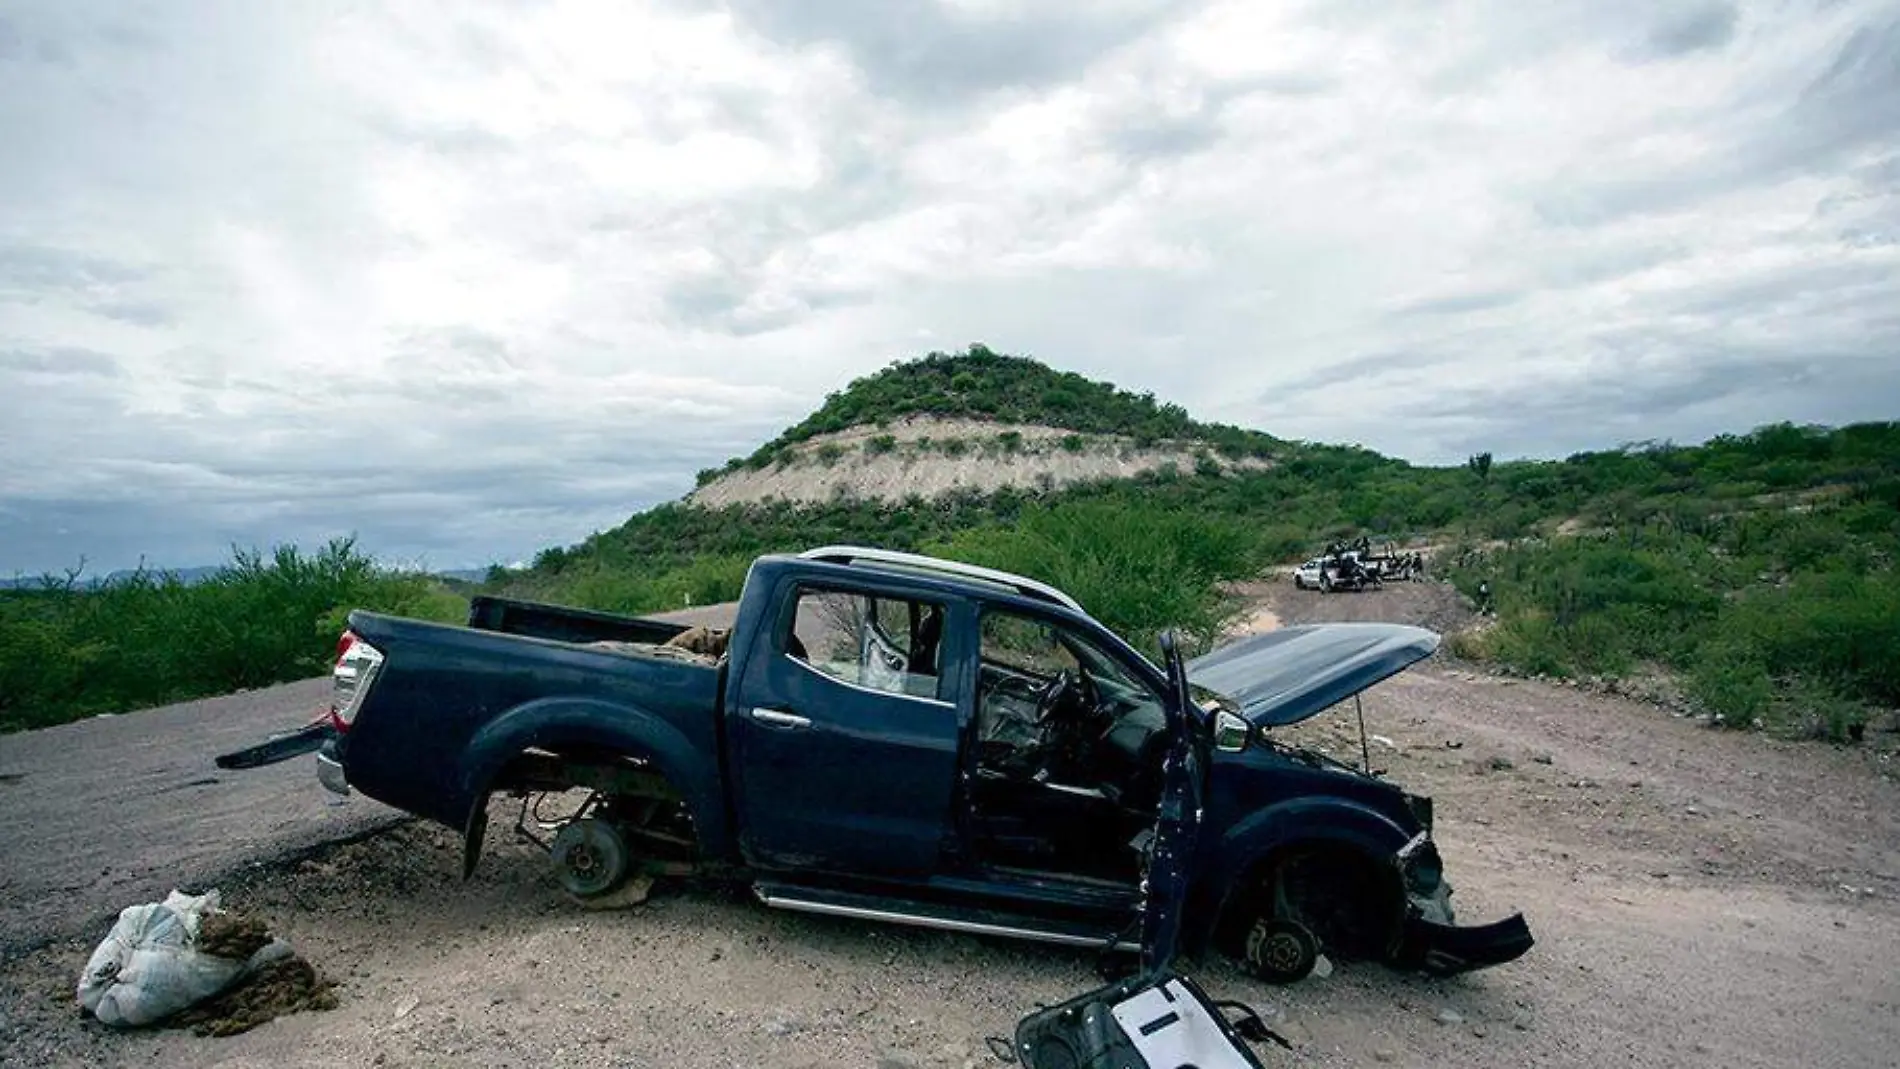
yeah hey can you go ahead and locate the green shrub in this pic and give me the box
[0,539,468,734]
[927,501,1258,655]
[1060,433,1086,453]
[997,430,1024,453]
[1686,642,1773,725]
[816,443,846,466]
[865,434,897,455]
[1479,614,1572,678]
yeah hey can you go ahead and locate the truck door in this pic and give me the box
[728,583,965,877]
[1143,630,1206,974]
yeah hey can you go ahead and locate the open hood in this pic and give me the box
[1187,623,1440,728]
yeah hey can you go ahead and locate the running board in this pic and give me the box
[754,882,1140,952]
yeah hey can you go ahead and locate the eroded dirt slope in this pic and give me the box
[689,416,1270,507]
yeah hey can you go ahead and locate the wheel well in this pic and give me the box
[1217,842,1405,961]
[463,746,699,880]
[491,745,685,803]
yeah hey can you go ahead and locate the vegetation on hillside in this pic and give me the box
[0,540,465,733]
[1438,422,1900,739]
[927,502,1258,654]
[530,414,1900,741]
[700,345,1281,482]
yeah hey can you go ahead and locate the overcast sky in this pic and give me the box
[2,0,1897,575]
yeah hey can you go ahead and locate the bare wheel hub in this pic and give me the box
[550,817,631,898]
[1244,917,1319,984]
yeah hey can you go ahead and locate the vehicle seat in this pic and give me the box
[909,606,943,674]
[1094,704,1168,809]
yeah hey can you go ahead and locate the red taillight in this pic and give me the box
[329,630,383,732]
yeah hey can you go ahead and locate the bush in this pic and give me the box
[1770,676,1869,742]
[1478,614,1573,678]
[1060,434,1086,453]
[926,501,1258,655]
[865,435,897,455]
[0,539,467,733]
[1686,642,1773,725]
[816,443,846,466]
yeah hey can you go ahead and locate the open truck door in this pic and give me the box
[1011,632,1287,1068]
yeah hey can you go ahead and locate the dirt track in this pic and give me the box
[3,584,1898,1068]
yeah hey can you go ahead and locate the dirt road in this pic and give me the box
[4,587,1898,1068]
[0,678,399,959]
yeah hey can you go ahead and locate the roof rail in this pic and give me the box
[797,545,1084,614]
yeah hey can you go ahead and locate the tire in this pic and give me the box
[1319,575,1332,594]
[1243,918,1319,985]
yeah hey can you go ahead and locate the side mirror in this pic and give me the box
[1213,710,1249,752]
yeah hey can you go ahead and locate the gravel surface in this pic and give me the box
[4,586,1898,1067]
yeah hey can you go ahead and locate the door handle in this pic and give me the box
[749,708,811,730]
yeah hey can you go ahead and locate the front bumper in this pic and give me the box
[316,738,350,796]
[1394,832,1534,975]
[1399,912,1535,975]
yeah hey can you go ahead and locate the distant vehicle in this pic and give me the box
[1316,553,1382,594]
[220,546,1530,985]
[1291,559,1324,589]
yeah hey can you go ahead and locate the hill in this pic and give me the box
[685,347,1284,508]
[708,345,1280,473]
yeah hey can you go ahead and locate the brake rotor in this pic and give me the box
[549,817,631,898]
[1245,918,1319,984]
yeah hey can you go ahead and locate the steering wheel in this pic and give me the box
[1033,670,1076,727]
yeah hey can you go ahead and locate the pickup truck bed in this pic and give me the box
[339,608,728,844]
[466,596,698,647]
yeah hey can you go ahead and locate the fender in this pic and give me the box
[454,696,729,877]
[1184,795,1412,954]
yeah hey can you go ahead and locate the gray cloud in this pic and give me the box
[1534,13,1900,227]
[0,346,120,377]
[1644,2,1740,56]
[1389,290,1522,318]
[715,0,1177,107]
[0,246,144,297]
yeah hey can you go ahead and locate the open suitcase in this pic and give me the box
[1012,968,1285,1069]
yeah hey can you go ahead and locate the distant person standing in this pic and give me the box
[1476,580,1493,615]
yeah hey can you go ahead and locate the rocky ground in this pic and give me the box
[3,582,1898,1068]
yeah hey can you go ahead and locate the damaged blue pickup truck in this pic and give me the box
[223,546,1531,984]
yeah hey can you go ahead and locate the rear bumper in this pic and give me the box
[316,739,350,796]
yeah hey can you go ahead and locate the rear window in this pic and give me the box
[785,586,946,702]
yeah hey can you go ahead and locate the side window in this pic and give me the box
[785,587,947,702]
[979,613,1081,677]
[978,609,1159,712]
